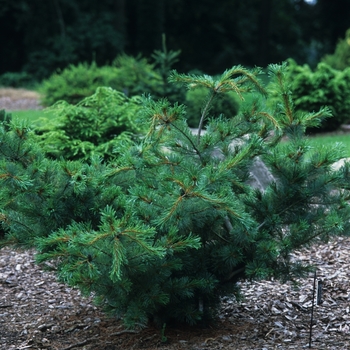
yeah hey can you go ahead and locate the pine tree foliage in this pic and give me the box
[1,63,350,329]
[151,33,182,99]
[269,59,350,131]
[0,111,119,245]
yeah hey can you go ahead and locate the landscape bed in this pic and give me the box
[1,236,350,349]
[1,79,350,349]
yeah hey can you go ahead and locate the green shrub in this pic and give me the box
[269,59,350,132]
[37,87,145,161]
[40,62,121,106]
[111,54,163,98]
[40,56,163,107]
[322,28,350,70]
[0,72,37,88]
[1,64,350,330]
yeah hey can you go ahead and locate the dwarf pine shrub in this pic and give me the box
[1,63,350,330]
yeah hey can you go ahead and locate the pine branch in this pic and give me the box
[168,120,204,162]
[213,230,231,244]
[197,90,216,143]
[224,215,233,233]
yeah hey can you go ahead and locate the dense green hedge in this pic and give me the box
[269,59,350,132]
[40,56,164,106]
[0,72,37,89]
[36,87,146,161]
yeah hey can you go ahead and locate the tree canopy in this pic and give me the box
[1,0,350,79]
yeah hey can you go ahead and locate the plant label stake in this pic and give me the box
[309,271,323,348]
[317,279,323,305]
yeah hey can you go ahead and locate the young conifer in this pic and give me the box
[1,63,350,329]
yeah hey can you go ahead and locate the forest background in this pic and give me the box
[1,0,350,81]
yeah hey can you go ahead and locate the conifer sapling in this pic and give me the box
[1,63,350,329]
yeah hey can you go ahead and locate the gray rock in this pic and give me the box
[247,157,275,191]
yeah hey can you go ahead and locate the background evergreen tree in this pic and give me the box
[268,58,350,132]
[322,28,350,70]
[1,63,350,329]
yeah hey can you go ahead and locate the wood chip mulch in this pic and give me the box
[1,236,350,350]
